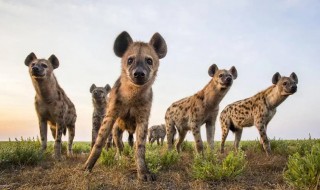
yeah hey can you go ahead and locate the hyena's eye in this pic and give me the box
[219,74,223,78]
[127,58,134,65]
[41,64,48,68]
[283,81,287,86]
[146,58,153,65]
[31,63,35,67]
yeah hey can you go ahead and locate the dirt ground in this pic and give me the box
[0,148,292,190]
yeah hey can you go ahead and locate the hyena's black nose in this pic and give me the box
[226,76,232,82]
[134,70,146,78]
[291,85,297,92]
[32,67,39,72]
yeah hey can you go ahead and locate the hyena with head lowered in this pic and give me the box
[90,84,111,149]
[220,72,298,156]
[84,31,167,181]
[25,53,76,159]
[165,64,237,153]
[148,124,166,146]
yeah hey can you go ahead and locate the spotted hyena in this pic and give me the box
[220,72,298,156]
[165,64,237,153]
[148,124,166,146]
[84,31,167,181]
[90,84,111,149]
[25,52,76,159]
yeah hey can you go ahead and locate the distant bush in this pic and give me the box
[72,142,91,154]
[192,150,246,180]
[284,143,320,189]
[0,137,44,167]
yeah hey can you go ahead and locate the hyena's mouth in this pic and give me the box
[32,72,46,78]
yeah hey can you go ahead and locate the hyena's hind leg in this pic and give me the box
[113,124,125,158]
[233,128,243,152]
[128,133,134,148]
[105,133,113,150]
[67,124,75,156]
[220,117,230,153]
[176,128,187,153]
[166,121,176,151]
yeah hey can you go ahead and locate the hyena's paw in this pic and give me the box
[138,171,156,181]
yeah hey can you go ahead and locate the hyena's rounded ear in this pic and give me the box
[149,33,167,59]
[25,52,37,66]
[290,72,298,84]
[90,84,96,93]
[229,66,238,79]
[208,64,218,77]
[48,54,59,69]
[114,31,133,58]
[272,72,281,84]
[105,84,111,93]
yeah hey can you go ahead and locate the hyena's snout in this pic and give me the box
[31,65,45,77]
[132,66,149,85]
[290,85,297,94]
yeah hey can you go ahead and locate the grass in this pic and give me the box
[284,142,320,189]
[0,138,319,189]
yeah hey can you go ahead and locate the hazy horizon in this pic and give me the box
[0,0,319,142]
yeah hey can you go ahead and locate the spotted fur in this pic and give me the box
[84,31,167,181]
[25,52,76,159]
[220,72,298,156]
[165,64,237,153]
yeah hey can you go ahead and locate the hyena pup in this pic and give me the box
[84,31,167,181]
[220,72,298,156]
[25,52,76,159]
[90,84,111,149]
[148,124,166,146]
[165,64,237,153]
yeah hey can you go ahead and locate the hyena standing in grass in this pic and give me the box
[25,53,76,159]
[165,64,237,153]
[90,84,111,149]
[84,31,167,181]
[220,72,298,156]
[148,124,166,146]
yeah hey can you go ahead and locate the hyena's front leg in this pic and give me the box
[205,120,216,151]
[206,110,218,151]
[54,123,64,160]
[84,116,115,171]
[191,122,204,154]
[256,124,271,156]
[67,124,75,156]
[135,121,155,181]
[38,119,48,151]
[91,117,100,148]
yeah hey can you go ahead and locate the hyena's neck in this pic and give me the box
[92,99,106,114]
[119,76,153,102]
[262,85,288,109]
[200,80,229,109]
[33,74,59,103]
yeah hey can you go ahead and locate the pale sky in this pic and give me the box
[0,0,319,142]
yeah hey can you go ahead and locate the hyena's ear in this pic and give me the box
[114,31,133,58]
[90,84,96,93]
[25,52,37,66]
[272,72,281,84]
[290,72,298,84]
[149,33,167,59]
[105,84,111,93]
[229,66,238,79]
[208,64,219,77]
[48,54,59,69]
